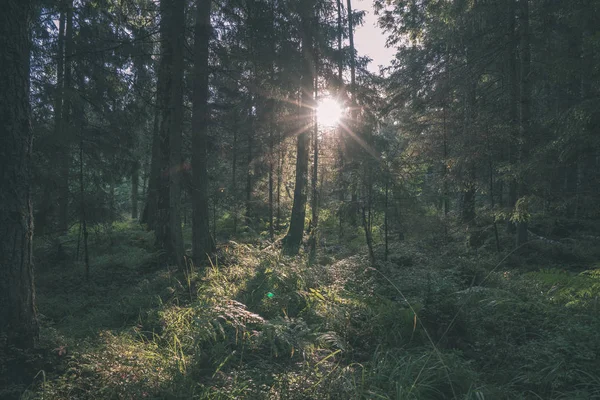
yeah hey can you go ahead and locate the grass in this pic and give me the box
[6,220,600,399]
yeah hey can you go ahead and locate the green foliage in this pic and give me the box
[15,223,600,400]
[526,268,600,308]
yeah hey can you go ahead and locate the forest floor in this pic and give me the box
[5,219,600,399]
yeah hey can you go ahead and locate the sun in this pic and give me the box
[316,98,343,127]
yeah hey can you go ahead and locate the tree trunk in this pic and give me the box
[362,205,375,264]
[232,112,238,234]
[80,129,90,282]
[269,110,275,240]
[442,47,450,239]
[347,0,356,98]
[141,84,163,229]
[58,0,74,233]
[191,0,215,265]
[109,179,115,221]
[276,129,283,230]
[283,0,315,255]
[336,0,346,234]
[53,6,66,233]
[131,160,139,219]
[488,130,501,253]
[506,0,518,233]
[337,0,343,85]
[0,0,38,351]
[310,35,319,260]
[516,0,530,247]
[384,175,389,261]
[155,0,185,268]
[346,0,360,216]
[245,108,253,224]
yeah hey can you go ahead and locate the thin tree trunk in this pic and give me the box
[516,0,530,247]
[346,0,359,214]
[269,111,274,240]
[191,0,214,265]
[276,129,283,230]
[131,160,139,219]
[79,130,90,282]
[232,112,238,234]
[384,175,389,261]
[506,0,518,233]
[310,30,319,259]
[442,47,450,240]
[246,108,253,225]
[213,199,217,242]
[58,0,74,233]
[487,125,501,253]
[109,179,115,221]
[336,0,346,234]
[362,205,375,264]
[347,0,356,99]
[337,0,343,85]
[0,0,39,351]
[268,3,276,241]
[53,6,66,233]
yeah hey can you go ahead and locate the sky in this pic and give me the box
[353,0,396,74]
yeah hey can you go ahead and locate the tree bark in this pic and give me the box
[347,0,356,98]
[80,128,90,282]
[346,0,359,216]
[0,0,38,350]
[191,0,215,265]
[283,0,315,255]
[232,112,238,234]
[58,0,74,233]
[362,205,375,264]
[245,107,253,224]
[516,0,531,247]
[52,6,66,233]
[269,107,275,240]
[310,31,319,260]
[384,175,389,261]
[131,160,139,219]
[337,0,343,85]
[141,82,163,229]
[506,0,518,233]
[276,129,283,230]
[155,0,185,267]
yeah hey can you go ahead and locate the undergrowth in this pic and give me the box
[5,220,600,399]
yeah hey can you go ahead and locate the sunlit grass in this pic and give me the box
[17,223,600,399]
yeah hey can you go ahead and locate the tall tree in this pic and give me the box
[0,0,39,350]
[515,0,531,247]
[53,3,67,232]
[141,59,165,230]
[283,0,316,255]
[57,0,74,233]
[506,0,518,233]
[155,0,185,267]
[191,0,215,264]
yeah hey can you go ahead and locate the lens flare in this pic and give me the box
[316,98,343,127]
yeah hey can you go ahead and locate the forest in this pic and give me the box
[1,0,600,398]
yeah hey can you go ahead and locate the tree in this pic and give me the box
[57,0,74,233]
[515,0,531,247]
[191,0,215,264]
[0,0,39,350]
[283,0,316,255]
[154,0,185,267]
